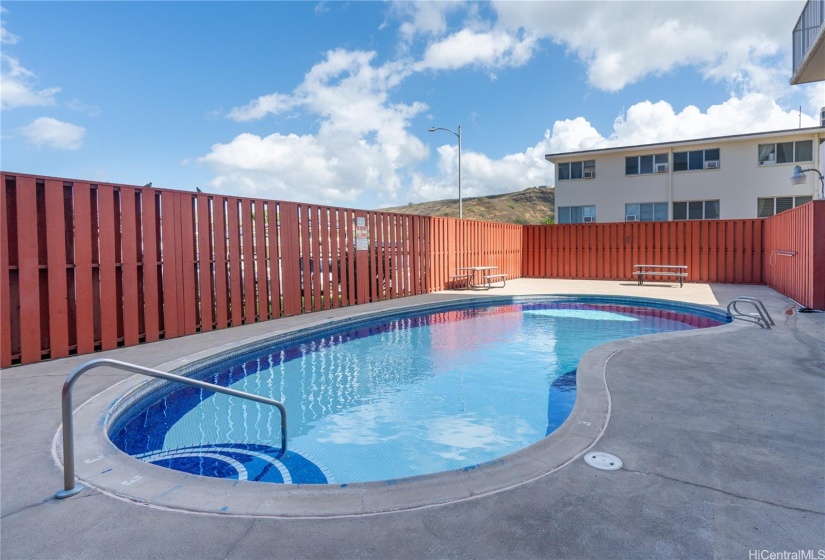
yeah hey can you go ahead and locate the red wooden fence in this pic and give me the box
[762,201,825,310]
[1,173,436,366]
[427,217,522,291]
[1,171,822,367]
[522,219,765,284]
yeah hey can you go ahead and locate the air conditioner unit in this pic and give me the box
[655,163,668,173]
[705,160,720,169]
[583,216,594,223]
[583,170,595,179]
[625,214,638,222]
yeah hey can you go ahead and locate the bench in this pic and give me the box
[449,274,474,290]
[632,265,688,288]
[481,273,507,289]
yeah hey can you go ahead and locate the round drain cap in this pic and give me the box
[584,451,623,471]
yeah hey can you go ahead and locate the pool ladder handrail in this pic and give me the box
[726,297,775,329]
[55,358,287,499]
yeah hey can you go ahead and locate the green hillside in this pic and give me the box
[382,186,555,225]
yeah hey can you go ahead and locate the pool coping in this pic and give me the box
[55,294,742,518]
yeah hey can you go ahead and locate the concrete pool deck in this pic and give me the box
[2,279,824,558]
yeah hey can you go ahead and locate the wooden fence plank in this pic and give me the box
[279,202,302,317]
[44,179,70,358]
[119,187,140,346]
[254,200,269,319]
[240,198,256,323]
[266,201,283,318]
[329,208,340,309]
[212,197,229,329]
[159,191,181,338]
[0,176,12,366]
[226,198,243,326]
[140,190,160,342]
[15,177,41,363]
[96,186,118,350]
[196,194,214,331]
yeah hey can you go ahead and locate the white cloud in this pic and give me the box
[0,54,61,110]
[541,94,820,176]
[407,138,554,204]
[227,92,297,122]
[1,7,20,45]
[393,1,457,40]
[18,117,85,150]
[414,28,537,72]
[204,49,428,205]
[205,3,821,207]
[492,1,795,93]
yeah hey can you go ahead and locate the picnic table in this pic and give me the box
[451,266,507,290]
[632,264,688,288]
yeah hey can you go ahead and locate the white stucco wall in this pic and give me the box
[552,129,823,222]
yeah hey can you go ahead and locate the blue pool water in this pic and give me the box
[110,297,728,485]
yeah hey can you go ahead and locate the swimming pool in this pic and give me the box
[108,296,729,486]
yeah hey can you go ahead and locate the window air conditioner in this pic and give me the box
[625,214,638,222]
[705,160,720,169]
[655,163,668,173]
[583,170,595,179]
[583,216,594,223]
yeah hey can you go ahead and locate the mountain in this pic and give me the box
[381,186,555,224]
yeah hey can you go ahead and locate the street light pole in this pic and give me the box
[790,165,825,200]
[428,125,462,219]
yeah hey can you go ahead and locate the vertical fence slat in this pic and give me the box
[240,199,256,324]
[44,179,69,359]
[212,197,228,329]
[0,176,11,366]
[329,208,340,309]
[226,198,243,326]
[119,187,140,346]
[140,189,160,342]
[196,194,214,331]
[72,183,95,354]
[319,208,331,310]
[96,186,118,350]
[254,201,268,320]
[279,203,301,317]
[266,201,283,318]
[15,177,41,363]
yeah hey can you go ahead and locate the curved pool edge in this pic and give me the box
[57,294,738,518]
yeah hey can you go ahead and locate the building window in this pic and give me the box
[625,202,668,222]
[557,205,596,224]
[673,148,720,171]
[757,196,813,217]
[757,140,813,165]
[625,153,669,175]
[557,160,596,181]
[673,200,720,220]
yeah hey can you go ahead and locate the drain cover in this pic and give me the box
[584,451,623,471]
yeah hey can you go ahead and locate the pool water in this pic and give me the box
[110,298,727,485]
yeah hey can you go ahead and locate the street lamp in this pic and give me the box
[790,165,825,199]
[428,125,462,219]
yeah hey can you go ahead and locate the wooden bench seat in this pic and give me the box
[449,274,474,290]
[632,267,688,288]
[481,273,507,289]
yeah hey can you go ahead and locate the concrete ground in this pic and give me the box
[1,279,823,559]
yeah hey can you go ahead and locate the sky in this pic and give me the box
[1,1,823,210]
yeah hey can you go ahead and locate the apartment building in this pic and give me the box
[545,127,825,223]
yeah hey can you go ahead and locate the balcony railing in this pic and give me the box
[793,0,825,75]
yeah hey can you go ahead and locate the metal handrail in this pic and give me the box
[55,358,287,499]
[726,297,775,329]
